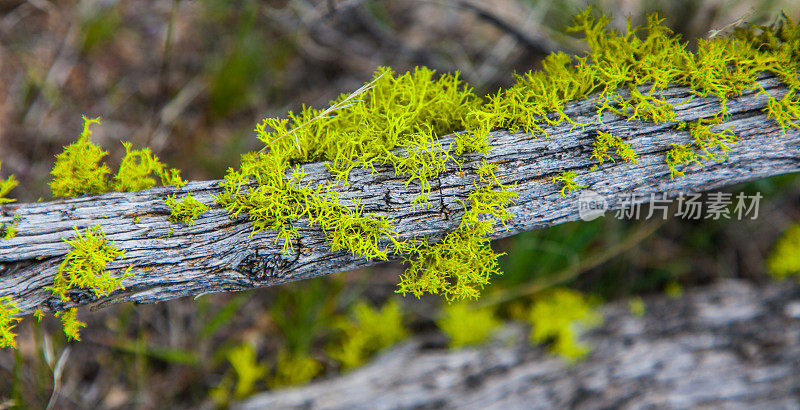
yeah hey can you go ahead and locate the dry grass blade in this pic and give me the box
[46,345,71,410]
[259,70,388,155]
[707,8,756,38]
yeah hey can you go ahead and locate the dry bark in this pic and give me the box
[1,75,798,315]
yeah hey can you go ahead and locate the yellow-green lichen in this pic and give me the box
[629,296,646,317]
[204,8,799,303]
[766,90,800,130]
[1,214,20,240]
[590,131,638,166]
[215,67,517,301]
[50,116,110,197]
[0,160,18,204]
[56,308,86,341]
[227,343,268,399]
[665,143,704,179]
[437,302,501,349]
[552,171,588,197]
[165,193,210,226]
[326,299,407,370]
[268,349,322,389]
[768,222,800,279]
[50,226,130,302]
[50,116,185,198]
[0,296,21,349]
[114,141,186,191]
[527,288,601,361]
[399,182,516,301]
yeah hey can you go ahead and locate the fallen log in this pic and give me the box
[1,74,798,315]
[236,279,800,409]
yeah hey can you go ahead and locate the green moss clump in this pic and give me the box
[437,302,501,349]
[51,116,186,198]
[0,296,21,349]
[398,227,501,301]
[664,120,739,178]
[50,226,130,302]
[527,288,601,361]
[326,299,407,370]
[166,193,210,226]
[768,222,800,279]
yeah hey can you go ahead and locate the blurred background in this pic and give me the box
[1,0,799,408]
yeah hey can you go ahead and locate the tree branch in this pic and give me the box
[1,74,798,315]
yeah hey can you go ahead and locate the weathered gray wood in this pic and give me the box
[1,75,798,315]
[236,279,800,410]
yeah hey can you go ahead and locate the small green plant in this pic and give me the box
[165,193,210,226]
[527,288,601,361]
[437,302,501,349]
[629,297,646,317]
[665,281,684,298]
[80,2,121,53]
[50,226,130,302]
[768,222,800,279]
[268,349,322,389]
[0,296,21,348]
[211,341,274,405]
[327,299,407,370]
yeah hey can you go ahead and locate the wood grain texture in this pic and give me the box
[1,75,798,315]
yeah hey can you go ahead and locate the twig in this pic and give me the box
[474,218,668,310]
